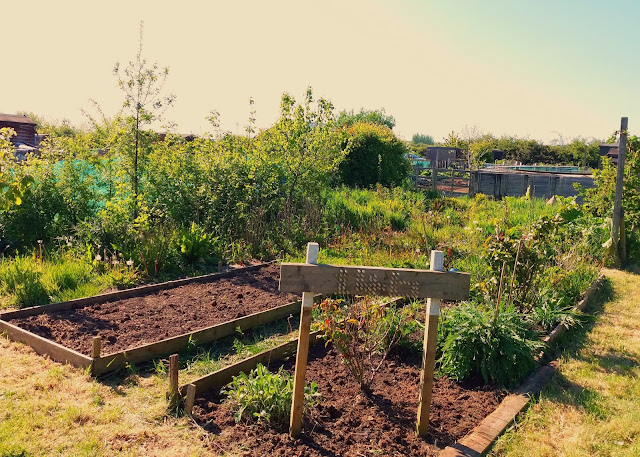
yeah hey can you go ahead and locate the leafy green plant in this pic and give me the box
[223,364,320,426]
[177,222,219,265]
[438,303,543,387]
[529,289,582,333]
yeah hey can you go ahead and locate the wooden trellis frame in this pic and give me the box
[279,243,470,438]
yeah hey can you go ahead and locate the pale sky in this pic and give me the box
[3,0,638,143]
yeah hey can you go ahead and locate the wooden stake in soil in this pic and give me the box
[416,250,444,438]
[168,354,179,407]
[185,383,196,416]
[91,336,101,359]
[289,242,319,438]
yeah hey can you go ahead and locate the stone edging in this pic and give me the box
[438,273,605,457]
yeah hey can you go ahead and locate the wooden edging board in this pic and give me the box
[178,330,323,397]
[0,262,272,320]
[0,261,307,376]
[439,273,605,457]
[91,298,309,376]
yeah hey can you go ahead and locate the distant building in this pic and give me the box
[0,113,37,147]
[425,146,463,168]
[599,142,619,166]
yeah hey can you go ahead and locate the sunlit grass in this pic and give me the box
[490,268,640,457]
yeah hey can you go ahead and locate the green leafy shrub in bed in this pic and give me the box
[438,303,543,387]
[223,364,320,426]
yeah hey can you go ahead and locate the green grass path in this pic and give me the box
[490,267,640,457]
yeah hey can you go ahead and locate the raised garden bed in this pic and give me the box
[189,343,504,456]
[0,263,301,375]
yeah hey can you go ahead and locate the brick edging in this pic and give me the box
[438,272,605,456]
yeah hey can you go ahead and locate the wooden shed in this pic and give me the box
[0,113,37,147]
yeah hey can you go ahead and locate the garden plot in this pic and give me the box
[190,343,504,456]
[0,263,300,375]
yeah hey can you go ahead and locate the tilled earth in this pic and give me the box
[193,343,505,456]
[9,264,297,355]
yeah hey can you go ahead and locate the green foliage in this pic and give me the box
[529,289,582,333]
[177,222,219,265]
[438,303,543,387]
[0,255,49,307]
[339,122,411,188]
[411,133,435,145]
[337,108,395,129]
[223,364,320,426]
[316,297,415,389]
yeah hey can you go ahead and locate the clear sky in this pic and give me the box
[3,0,638,143]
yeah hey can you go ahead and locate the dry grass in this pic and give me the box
[490,267,640,457]
[0,316,304,456]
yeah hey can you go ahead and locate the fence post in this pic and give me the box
[416,250,444,437]
[612,117,628,265]
[289,242,319,438]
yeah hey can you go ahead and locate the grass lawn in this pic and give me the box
[490,267,640,457]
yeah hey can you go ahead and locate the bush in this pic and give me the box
[438,303,543,387]
[223,364,320,426]
[316,297,417,389]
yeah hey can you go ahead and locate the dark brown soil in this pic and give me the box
[9,264,297,355]
[192,344,504,456]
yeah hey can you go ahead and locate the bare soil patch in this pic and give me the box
[9,264,297,355]
[192,343,504,456]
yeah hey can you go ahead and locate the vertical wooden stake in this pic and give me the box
[416,250,444,438]
[218,260,224,272]
[185,383,196,416]
[91,336,101,359]
[168,354,179,407]
[612,117,628,265]
[289,242,319,438]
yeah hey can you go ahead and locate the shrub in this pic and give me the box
[316,297,417,389]
[529,289,582,333]
[438,303,543,387]
[223,364,320,426]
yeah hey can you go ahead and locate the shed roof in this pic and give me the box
[0,114,37,125]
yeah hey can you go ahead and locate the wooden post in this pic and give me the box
[218,260,224,272]
[168,353,179,407]
[612,117,628,265]
[185,383,196,416]
[431,159,438,191]
[416,250,444,438]
[289,242,319,438]
[91,336,101,359]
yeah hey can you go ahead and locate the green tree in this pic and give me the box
[339,122,411,188]
[113,21,175,217]
[411,133,435,145]
[337,108,395,130]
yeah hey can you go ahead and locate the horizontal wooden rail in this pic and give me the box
[0,262,272,320]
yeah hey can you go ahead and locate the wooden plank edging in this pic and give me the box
[91,298,305,376]
[439,272,605,457]
[0,262,273,320]
[178,331,323,397]
[0,319,92,369]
